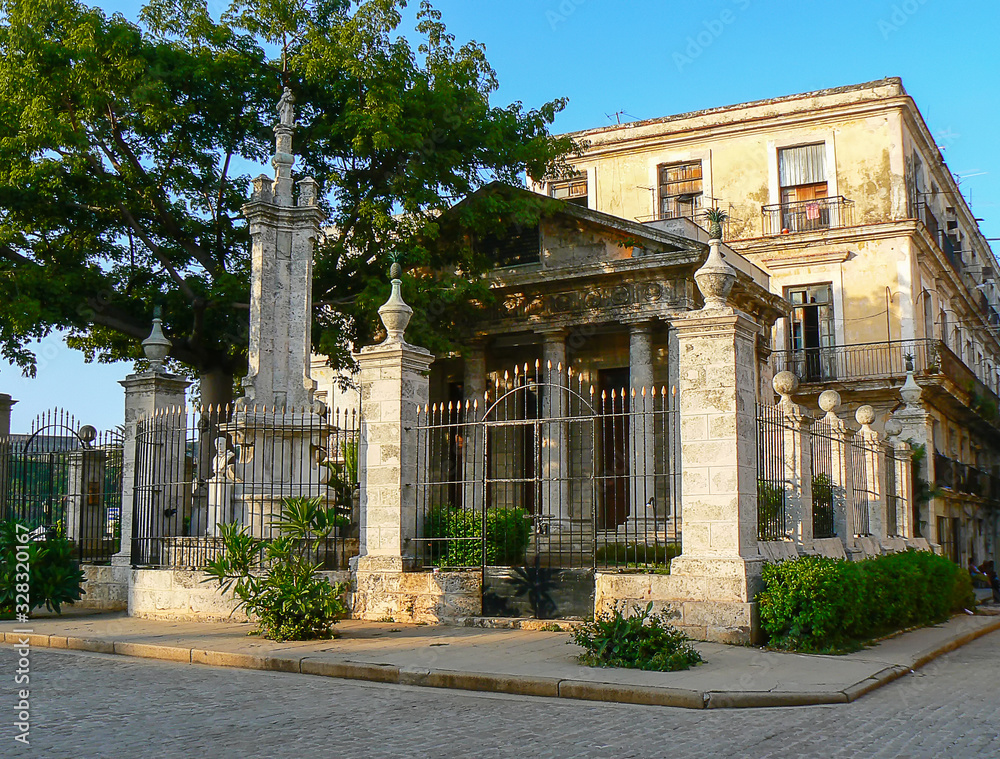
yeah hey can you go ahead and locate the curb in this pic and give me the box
[4,616,1000,710]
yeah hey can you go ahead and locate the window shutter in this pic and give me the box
[778,143,826,187]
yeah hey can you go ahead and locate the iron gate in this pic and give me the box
[415,362,679,620]
[0,409,123,564]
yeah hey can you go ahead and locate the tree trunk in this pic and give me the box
[200,368,234,411]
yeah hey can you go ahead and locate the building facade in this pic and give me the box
[535,78,1000,566]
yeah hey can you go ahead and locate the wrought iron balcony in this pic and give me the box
[934,452,1000,502]
[761,196,854,236]
[771,339,937,384]
[772,338,1000,430]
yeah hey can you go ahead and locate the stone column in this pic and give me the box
[353,273,434,621]
[0,394,15,512]
[854,405,884,541]
[539,328,570,528]
[113,371,189,567]
[892,370,937,546]
[0,393,14,437]
[773,373,814,549]
[627,321,657,536]
[818,391,855,547]
[669,306,763,644]
[462,342,487,512]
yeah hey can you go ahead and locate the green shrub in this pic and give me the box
[0,519,85,616]
[203,498,348,641]
[573,602,703,672]
[423,505,531,566]
[595,542,681,570]
[759,550,975,653]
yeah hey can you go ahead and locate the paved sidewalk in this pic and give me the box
[3,610,999,709]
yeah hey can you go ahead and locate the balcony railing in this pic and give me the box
[934,452,1000,503]
[772,338,1000,428]
[772,339,938,384]
[762,196,854,236]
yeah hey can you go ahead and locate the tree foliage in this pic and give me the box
[0,0,573,396]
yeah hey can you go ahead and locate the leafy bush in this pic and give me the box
[573,602,703,672]
[203,498,348,641]
[423,505,531,566]
[595,542,680,570]
[757,479,785,540]
[0,519,85,616]
[759,550,976,653]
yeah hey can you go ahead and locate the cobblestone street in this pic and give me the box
[7,631,999,758]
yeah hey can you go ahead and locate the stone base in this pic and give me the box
[128,568,350,623]
[352,567,481,624]
[595,571,760,645]
[76,565,129,611]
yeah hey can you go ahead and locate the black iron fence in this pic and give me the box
[761,195,854,236]
[755,404,787,541]
[132,404,359,569]
[0,409,123,564]
[414,363,680,599]
[810,418,837,539]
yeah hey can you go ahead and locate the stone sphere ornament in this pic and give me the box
[818,389,841,416]
[855,404,876,427]
[884,418,903,439]
[78,425,97,444]
[772,371,799,403]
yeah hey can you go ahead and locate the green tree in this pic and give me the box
[0,0,573,403]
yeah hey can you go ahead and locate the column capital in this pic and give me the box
[668,309,762,341]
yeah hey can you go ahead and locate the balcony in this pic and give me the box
[772,338,938,384]
[761,196,854,236]
[773,338,1000,430]
[934,452,1000,503]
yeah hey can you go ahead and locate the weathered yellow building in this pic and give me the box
[537,78,1000,567]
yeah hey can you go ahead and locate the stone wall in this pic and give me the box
[129,569,351,623]
[352,569,481,624]
[77,565,129,611]
[594,572,759,645]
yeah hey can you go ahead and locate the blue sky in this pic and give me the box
[4,0,999,432]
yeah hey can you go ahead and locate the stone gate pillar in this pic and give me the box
[892,370,937,546]
[0,394,15,512]
[773,372,814,548]
[667,237,763,644]
[352,270,433,620]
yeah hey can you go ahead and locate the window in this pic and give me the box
[658,161,703,220]
[786,284,835,381]
[778,144,829,231]
[476,225,541,268]
[549,175,588,207]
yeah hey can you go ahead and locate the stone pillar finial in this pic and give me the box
[694,238,737,310]
[378,276,414,345]
[900,369,922,410]
[772,370,799,407]
[141,309,172,373]
[884,417,903,443]
[818,389,841,422]
[855,404,876,433]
